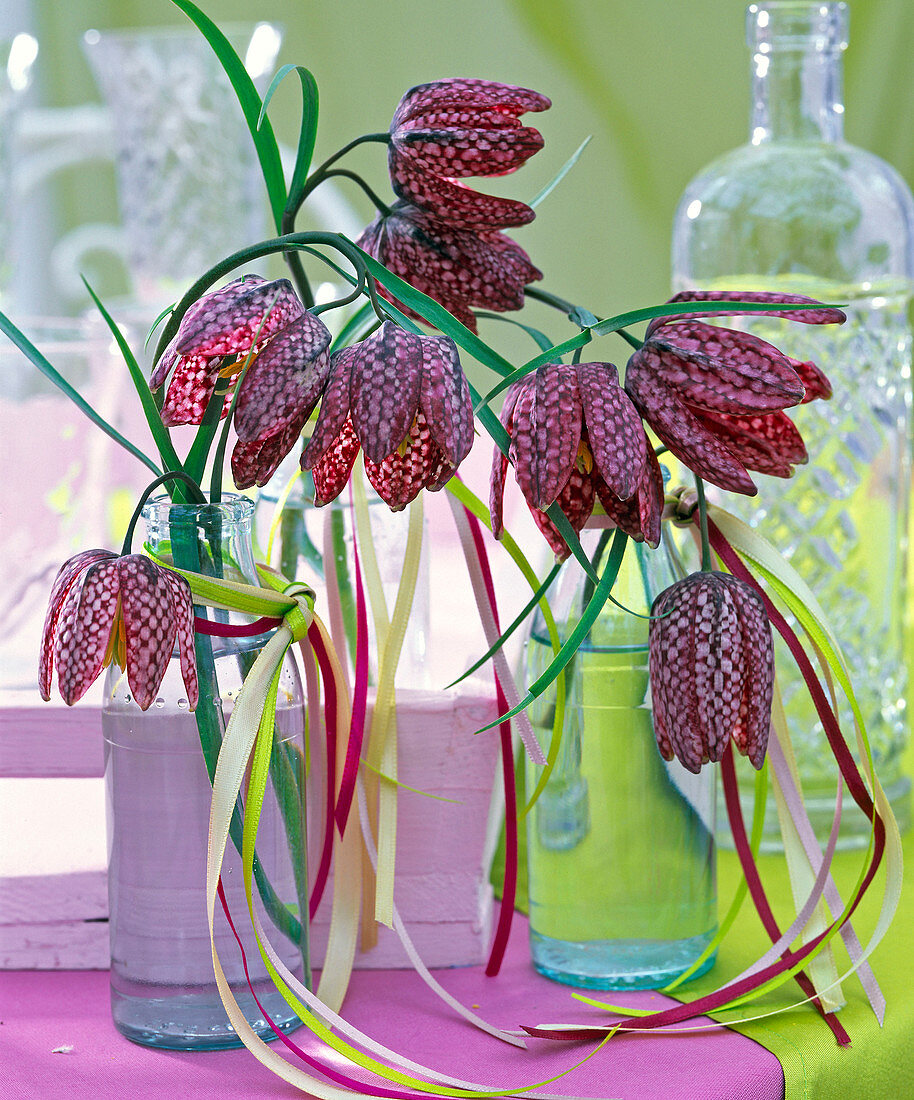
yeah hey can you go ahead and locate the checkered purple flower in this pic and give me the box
[39,550,198,712]
[388,78,550,229]
[300,321,474,510]
[625,291,844,495]
[490,362,663,560]
[649,571,774,773]
[150,275,333,488]
[356,201,541,333]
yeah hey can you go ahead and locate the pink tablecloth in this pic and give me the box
[1,923,783,1100]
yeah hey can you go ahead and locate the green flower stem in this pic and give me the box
[278,134,389,307]
[170,515,303,948]
[695,475,713,573]
[293,132,390,213]
[268,736,309,919]
[319,169,392,217]
[616,327,643,350]
[120,471,206,557]
[524,285,577,314]
[331,504,358,669]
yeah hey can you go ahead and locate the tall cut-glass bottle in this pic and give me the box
[672,1,914,845]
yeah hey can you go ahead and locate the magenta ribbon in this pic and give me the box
[462,505,518,979]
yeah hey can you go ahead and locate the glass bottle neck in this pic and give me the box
[746,2,847,144]
[750,45,845,143]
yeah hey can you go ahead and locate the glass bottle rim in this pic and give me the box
[141,492,255,528]
[747,1,848,52]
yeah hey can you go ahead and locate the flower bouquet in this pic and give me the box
[2,0,901,1091]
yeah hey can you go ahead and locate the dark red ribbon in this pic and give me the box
[463,504,518,979]
[194,614,282,637]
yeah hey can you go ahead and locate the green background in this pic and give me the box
[29,0,914,321]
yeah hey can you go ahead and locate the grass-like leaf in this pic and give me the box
[168,0,287,231]
[529,135,591,209]
[446,561,563,689]
[261,64,319,218]
[0,309,161,477]
[476,529,628,733]
[83,279,184,477]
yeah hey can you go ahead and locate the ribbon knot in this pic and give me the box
[282,581,315,643]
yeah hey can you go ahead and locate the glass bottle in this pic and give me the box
[672,1,914,845]
[525,531,717,989]
[102,495,309,1049]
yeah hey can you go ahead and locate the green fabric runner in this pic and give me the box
[694,815,913,1100]
[497,755,912,1100]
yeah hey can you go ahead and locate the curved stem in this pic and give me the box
[120,471,206,556]
[694,475,713,572]
[321,168,392,216]
[279,132,391,305]
[524,285,577,314]
[617,326,643,350]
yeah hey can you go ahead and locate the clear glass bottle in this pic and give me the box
[672,1,914,845]
[255,462,431,687]
[525,531,717,989]
[103,495,309,1049]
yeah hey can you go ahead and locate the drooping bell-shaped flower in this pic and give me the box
[39,550,198,711]
[356,201,541,333]
[490,361,663,560]
[388,78,550,229]
[648,571,774,773]
[624,291,844,495]
[300,321,474,510]
[150,275,332,489]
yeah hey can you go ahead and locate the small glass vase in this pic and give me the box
[102,494,309,1050]
[525,530,717,989]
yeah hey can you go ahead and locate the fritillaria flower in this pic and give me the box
[490,361,663,560]
[649,571,774,773]
[624,291,844,495]
[388,78,551,229]
[39,550,198,712]
[300,321,474,510]
[356,201,542,333]
[150,275,333,488]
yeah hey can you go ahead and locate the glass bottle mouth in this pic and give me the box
[142,492,255,536]
[747,2,848,52]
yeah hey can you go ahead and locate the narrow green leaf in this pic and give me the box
[0,310,161,477]
[144,302,176,351]
[183,383,226,486]
[544,503,599,583]
[529,135,591,209]
[280,66,320,216]
[168,0,287,231]
[476,529,629,733]
[591,298,846,337]
[446,562,563,689]
[83,280,184,476]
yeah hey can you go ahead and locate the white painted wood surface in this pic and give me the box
[0,685,501,970]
